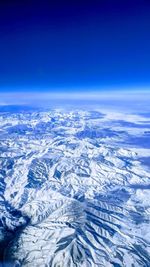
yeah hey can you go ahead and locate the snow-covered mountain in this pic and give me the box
[0,107,150,266]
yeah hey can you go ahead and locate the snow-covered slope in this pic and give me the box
[0,108,150,266]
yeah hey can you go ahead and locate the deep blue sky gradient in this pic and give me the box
[0,0,150,92]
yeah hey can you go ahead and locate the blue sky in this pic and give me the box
[0,0,150,93]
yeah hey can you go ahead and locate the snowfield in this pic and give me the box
[0,108,150,266]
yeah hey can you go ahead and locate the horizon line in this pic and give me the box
[0,89,150,106]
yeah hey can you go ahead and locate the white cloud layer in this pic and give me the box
[0,90,150,112]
